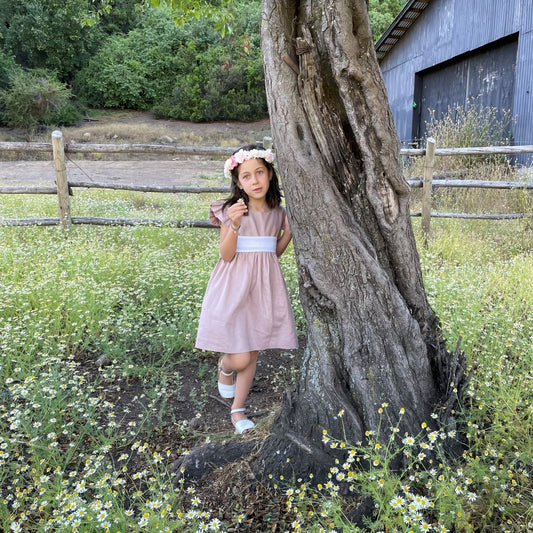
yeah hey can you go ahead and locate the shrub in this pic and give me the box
[74,8,183,110]
[75,2,267,121]
[0,0,106,82]
[153,2,266,122]
[0,69,81,129]
[0,51,22,91]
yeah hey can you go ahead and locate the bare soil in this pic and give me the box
[0,110,272,186]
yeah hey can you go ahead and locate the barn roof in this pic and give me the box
[375,0,431,61]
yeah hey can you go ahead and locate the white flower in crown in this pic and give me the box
[224,149,275,178]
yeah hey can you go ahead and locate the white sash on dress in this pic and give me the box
[236,236,277,253]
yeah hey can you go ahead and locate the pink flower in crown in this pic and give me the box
[234,150,246,164]
[223,148,275,178]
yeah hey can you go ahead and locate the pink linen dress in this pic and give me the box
[195,200,298,353]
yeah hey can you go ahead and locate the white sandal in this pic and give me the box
[217,359,236,399]
[231,408,255,435]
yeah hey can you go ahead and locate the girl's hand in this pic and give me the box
[228,199,248,228]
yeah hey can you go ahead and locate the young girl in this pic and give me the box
[195,144,298,434]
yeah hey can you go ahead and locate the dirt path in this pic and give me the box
[0,111,271,187]
[0,158,225,187]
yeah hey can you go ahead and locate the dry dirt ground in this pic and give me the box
[0,110,272,186]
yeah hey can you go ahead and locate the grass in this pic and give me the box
[1,187,532,532]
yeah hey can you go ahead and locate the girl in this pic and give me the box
[195,144,298,434]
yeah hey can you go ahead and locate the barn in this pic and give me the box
[375,0,533,157]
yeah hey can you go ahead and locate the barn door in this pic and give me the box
[417,35,518,141]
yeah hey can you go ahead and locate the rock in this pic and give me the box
[82,132,91,141]
[96,354,111,367]
[159,135,174,144]
[345,496,377,527]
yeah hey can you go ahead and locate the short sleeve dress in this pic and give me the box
[195,200,299,354]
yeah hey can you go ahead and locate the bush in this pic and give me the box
[0,69,81,129]
[0,0,106,82]
[74,2,267,121]
[153,2,266,122]
[73,8,184,110]
[0,51,22,91]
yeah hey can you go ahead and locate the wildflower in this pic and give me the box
[208,518,222,531]
[390,496,405,508]
[403,436,415,446]
[428,431,439,443]
[467,492,477,501]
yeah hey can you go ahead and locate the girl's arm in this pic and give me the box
[219,201,247,261]
[276,213,293,257]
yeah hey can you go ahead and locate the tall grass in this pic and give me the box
[406,101,532,218]
[1,191,531,532]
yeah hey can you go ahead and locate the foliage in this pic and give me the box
[153,2,266,121]
[87,0,143,35]
[74,8,180,110]
[0,51,22,92]
[75,3,266,121]
[0,0,106,82]
[148,0,238,37]
[368,0,408,42]
[0,190,531,531]
[0,69,81,130]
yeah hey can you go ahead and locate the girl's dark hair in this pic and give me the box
[222,143,282,211]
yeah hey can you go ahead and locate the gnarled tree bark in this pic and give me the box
[257,0,467,480]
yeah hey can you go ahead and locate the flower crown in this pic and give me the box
[224,148,275,179]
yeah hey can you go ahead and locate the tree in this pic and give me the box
[368,0,408,41]
[254,0,467,480]
[140,0,467,481]
[0,0,105,81]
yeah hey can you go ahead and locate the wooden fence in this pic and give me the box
[1,132,532,238]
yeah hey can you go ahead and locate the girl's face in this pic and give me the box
[237,158,272,204]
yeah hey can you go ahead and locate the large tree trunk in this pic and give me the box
[257,0,466,480]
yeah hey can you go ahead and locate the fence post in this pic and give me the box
[263,136,273,150]
[52,130,71,227]
[422,137,435,244]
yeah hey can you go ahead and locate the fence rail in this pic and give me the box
[1,132,532,235]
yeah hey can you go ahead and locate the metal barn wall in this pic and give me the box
[379,0,533,151]
[416,37,518,141]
